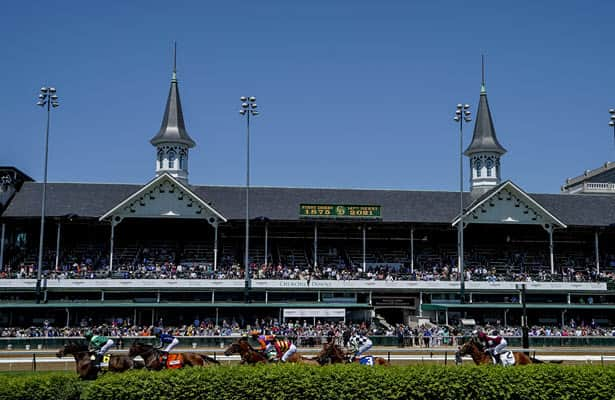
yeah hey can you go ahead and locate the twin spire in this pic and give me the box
[465,55,507,194]
[150,43,195,183]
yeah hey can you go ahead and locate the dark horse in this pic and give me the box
[223,337,319,365]
[318,342,389,366]
[56,342,140,380]
[456,338,547,366]
[128,342,219,370]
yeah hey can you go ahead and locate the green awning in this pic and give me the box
[422,303,613,311]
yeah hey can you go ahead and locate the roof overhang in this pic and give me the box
[452,181,566,229]
[99,173,227,225]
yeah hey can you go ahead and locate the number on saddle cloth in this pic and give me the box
[501,351,515,366]
[359,356,375,366]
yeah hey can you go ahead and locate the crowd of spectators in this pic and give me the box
[2,260,614,283]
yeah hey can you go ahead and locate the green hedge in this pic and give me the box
[0,372,83,400]
[3,365,615,400]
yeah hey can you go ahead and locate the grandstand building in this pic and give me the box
[1,64,615,330]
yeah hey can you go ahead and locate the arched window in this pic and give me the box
[157,150,164,169]
[475,160,482,177]
[179,149,187,170]
[486,159,493,177]
[168,150,176,169]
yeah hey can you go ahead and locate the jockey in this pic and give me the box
[84,329,114,360]
[474,329,507,365]
[250,330,297,362]
[153,327,179,353]
[348,330,373,362]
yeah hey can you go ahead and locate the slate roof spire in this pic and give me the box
[150,42,196,148]
[464,56,506,156]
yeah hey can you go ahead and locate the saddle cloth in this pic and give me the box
[494,351,515,366]
[358,356,375,366]
[160,353,184,369]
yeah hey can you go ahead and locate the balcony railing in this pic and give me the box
[583,182,615,193]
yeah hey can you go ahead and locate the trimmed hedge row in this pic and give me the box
[4,365,615,400]
[0,372,83,400]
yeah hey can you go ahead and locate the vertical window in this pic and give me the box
[486,159,493,177]
[475,160,482,177]
[179,150,186,170]
[168,150,176,169]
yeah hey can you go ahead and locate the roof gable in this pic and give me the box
[453,181,566,228]
[99,174,226,223]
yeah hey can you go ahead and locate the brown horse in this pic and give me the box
[128,342,219,370]
[223,337,318,365]
[319,342,389,366]
[56,342,139,380]
[456,338,539,366]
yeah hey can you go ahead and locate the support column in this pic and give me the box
[133,309,137,326]
[264,222,268,266]
[548,227,555,275]
[213,224,218,271]
[215,308,219,326]
[362,224,367,273]
[55,222,61,271]
[110,223,115,272]
[418,291,423,317]
[313,223,318,267]
[595,231,600,275]
[0,223,5,271]
[65,308,70,327]
[410,225,414,274]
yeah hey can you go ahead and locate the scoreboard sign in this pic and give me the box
[299,204,381,219]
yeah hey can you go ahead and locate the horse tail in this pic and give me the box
[200,354,220,365]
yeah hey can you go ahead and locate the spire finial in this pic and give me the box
[481,54,486,93]
[172,41,177,82]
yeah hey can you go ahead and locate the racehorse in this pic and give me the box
[456,337,542,366]
[56,342,139,380]
[223,337,319,365]
[319,342,389,366]
[128,342,219,370]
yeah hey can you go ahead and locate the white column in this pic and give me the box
[55,223,61,271]
[548,227,555,275]
[418,291,423,317]
[110,223,115,272]
[313,223,318,267]
[595,231,600,275]
[362,224,367,273]
[264,222,268,266]
[410,225,414,274]
[213,224,218,271]
[0,223,5,271]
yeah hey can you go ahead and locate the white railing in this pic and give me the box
[583,182,615,193]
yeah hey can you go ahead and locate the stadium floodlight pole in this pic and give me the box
[239,96,259,303]
[453,103,471,304]
[609,109,615,145]
[35,86,59,304]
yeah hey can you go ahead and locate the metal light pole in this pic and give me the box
[35,87,59,304]
[609,109,615,145]
[239,96,259,302]
[453,103,471,304]
[516,283,529,354]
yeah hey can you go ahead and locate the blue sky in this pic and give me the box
[1,1,613,193]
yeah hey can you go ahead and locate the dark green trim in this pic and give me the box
[0,301,371,309]
[423,303,615,311]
